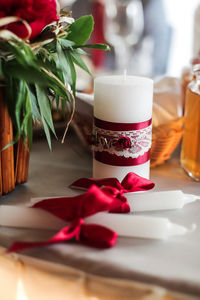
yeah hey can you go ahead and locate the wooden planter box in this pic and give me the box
[0,87,30,196]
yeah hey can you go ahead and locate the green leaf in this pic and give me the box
[0,59,3,78]
[64,51,76,95]
[55,94,60,110]
[35,84,57,137]
[69,51,91,75]
[75,43,110,51]
[41,115,52,150]
[56,41,76,95]
[4,76,19,131]
[5,62,67,102]
[15,80,26,139]
[8,40,37,68]
[1,140,15,152]
[74,48,89,56]
[5,62,50,86]
[59,38,75,49]
[67,15,94,45]
[56,41,72,85]
[28,85,41,122]
[18,83,33,148]
[22,111,33,149]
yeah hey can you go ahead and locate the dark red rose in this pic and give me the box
[0,0,59,40]
[115,136,132,150]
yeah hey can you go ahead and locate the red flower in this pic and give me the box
[115,136,132,150]
[0,0,59,40]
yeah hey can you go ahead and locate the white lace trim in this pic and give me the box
[93,125,152,159]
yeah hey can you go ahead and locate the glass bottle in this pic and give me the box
[180,64,200,181]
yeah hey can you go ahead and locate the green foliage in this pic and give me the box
[67,15,94,45]
[0,15,110,149]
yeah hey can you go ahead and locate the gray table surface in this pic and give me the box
[0,131,200,297]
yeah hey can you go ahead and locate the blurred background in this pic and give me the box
[56,0,196,166]
[59,0,200,80]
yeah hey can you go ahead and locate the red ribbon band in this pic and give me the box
[94,117,152,131]
[94,118,152,166]
[94,150,150,166]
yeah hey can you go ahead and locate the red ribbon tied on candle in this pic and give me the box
[70,172,155,193]
[93,117,152,166]
[7,173,154,253]
[7,185,126,253]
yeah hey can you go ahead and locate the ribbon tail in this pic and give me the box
[79,224,118,249]
[6,219,83,253]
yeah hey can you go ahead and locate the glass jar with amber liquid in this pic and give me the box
[181,64,200,181]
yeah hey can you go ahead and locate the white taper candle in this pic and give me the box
[30,191,198,212]
[85,213,191,240]
[0,205,194,240]
[127,191,198,212]
[0,206,66,230]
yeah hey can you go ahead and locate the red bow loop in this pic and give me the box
[33,185,129,221]
[70,172,155,193]
[70,177,123,191]
[121,173,155,192]
[101,186,130,213]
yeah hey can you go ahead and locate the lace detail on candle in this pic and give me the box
[93,125,152,158]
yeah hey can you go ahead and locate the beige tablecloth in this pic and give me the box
[0,249,198,300]
[0,132,199,300]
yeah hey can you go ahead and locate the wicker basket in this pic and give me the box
[72,96,184,168]
[0,87,30,196]
[150,117,184,167]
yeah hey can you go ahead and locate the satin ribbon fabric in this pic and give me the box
[94,151,150,166]
[70,172,155,193]
[93,118,152,166]
[94,117,152,131]
[8,219,118,253]
[7,173,154,253]
[7,185,126,253]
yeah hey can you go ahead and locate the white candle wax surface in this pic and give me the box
[93,160,150,182]
[93,75,153,181]
[0,205,66,230]
[127,190,198,212]
[30,191,198,212]
[85,213,190,240]
[94,75,153,123]
[0,206,192,240]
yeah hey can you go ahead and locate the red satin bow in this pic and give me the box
[33,185,130,219]
[7,185,126,253]
[70,172,155,193]
[8,219,118,253]
[7,173,154,253]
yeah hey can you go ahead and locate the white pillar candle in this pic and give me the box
[93,75,153,181]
